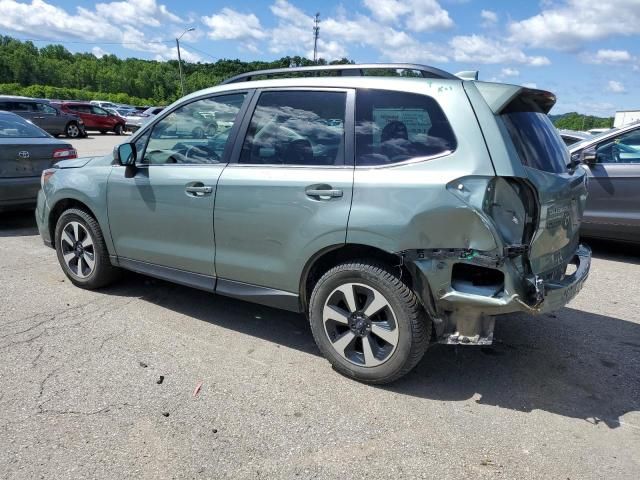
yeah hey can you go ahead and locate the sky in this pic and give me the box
[0,0,638,116]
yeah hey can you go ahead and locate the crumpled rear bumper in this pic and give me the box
[528,244,591,314]
[431,244,591,316]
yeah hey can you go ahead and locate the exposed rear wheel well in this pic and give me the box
[300,244,413,312]
[48,199,98,247]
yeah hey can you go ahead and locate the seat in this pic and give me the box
[281,138,314,165]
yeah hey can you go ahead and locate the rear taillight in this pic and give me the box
[41,168,56,188]
[52,148,77,160]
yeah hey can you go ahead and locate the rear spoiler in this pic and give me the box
[474,82,557,114]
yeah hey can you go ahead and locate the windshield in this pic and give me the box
[0,114,49,138]
[501,99,569,174]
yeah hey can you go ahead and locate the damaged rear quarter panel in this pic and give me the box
[347,81,498,254]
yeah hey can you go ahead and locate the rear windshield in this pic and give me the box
[501,98,569,174]
[0,114,48,138]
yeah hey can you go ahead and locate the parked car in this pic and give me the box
[104,107,135,119]
[0,95,86,138]
[90,100,118,110]
[125,106,165,132]
[569,122,640,243]
[558,129,591,146]
[52,101,125,135]
[0,111,76,211]
[36,64,590,384]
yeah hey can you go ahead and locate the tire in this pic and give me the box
[114,124,123,135]
[100,130,107,135]
[54,208,119,289]
[309,261,431,384]
[65,122,81,139]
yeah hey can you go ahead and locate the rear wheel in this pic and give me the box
[114,124,123,135]
[54,209,119,289]
[65,122,81,138]
[100,130,107,135]
[309,261,431,384]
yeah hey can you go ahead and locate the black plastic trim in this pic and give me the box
[116,257,216,292]
[216,278,302,312]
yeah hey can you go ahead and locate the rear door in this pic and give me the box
[581,126,640,242]
[33,102,60,134]
[214,89,354,295]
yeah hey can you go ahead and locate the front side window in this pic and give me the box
[239,91,346,166]
[595,128,640,164]
[355,89,456,166]
[141,93,246,165]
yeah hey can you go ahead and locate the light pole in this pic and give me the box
[176,27,195,97]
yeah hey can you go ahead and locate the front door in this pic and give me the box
[107,92,249,278]
[582,126,640,242]
[214,89,354,295]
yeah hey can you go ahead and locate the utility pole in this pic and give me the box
[313,13,320,63]
[176,27,195,97]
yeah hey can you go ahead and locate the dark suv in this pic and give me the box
[52,102,125,135]
[0,96,86,138]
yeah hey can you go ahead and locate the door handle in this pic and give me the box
[185,185,213,196]
[305,187,343,199]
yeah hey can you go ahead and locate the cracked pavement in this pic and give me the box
[1,211,639,479]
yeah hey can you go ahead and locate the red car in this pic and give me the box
[52,101,125,135]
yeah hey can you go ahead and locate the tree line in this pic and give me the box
[0,36,351,105]
[552,112,614,131]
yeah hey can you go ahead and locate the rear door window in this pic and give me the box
[239,90,346,166]
[501,98,569,174]
[355,89,456,166]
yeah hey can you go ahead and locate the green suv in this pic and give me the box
[35,64,591,384]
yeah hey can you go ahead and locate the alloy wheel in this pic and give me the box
[322,282,399,367]
[60,221,96,279]
[67,124,80,138]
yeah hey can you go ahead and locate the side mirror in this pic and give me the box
[115,143,136,166]
[582,147,597,165]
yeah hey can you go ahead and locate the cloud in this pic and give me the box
[480,9,498,26]
[449,35,550,66]
[0,0,197,61]
[501,67,519,77]
[584,49,634,64]
[202,8,266,41]
[95,0,184,28]
[363,0,454,31]
[508,0,640,50]
[91,46,107,58]
[606,80,625,93]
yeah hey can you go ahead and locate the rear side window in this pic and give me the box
[501,97,569,174]
[355,89,456,166]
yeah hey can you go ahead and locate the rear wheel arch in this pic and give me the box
[300,244,415,313]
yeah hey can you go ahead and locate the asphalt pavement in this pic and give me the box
[0,137,638,478]
[71,132,130,158]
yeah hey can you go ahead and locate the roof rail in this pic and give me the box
[220,63,458,85]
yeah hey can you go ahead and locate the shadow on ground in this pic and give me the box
[101,270,640,430]
[0,211,38,237]
[3,211,639,428]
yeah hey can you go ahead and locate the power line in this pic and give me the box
[179,42,217,62]
[8,36,174,46]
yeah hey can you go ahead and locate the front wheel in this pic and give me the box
[309,261,431,384]
[54,209,119,289]
[114,124,123,135]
